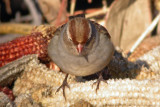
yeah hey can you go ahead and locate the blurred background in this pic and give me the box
[0,0,160,59]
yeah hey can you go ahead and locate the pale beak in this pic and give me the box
[77,44,83,53]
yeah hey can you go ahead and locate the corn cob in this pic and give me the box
[0,25,56,67]
[0,23,34,35]
[128,35,160,61]
[13,46,160,106]
[0,86,14,101]
[0,54,38,86]
[0,92,14,106]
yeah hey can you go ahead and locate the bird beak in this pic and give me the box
[77,44,83,53]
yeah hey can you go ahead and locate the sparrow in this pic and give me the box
[48,14,115,99]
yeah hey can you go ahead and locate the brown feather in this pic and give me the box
[68,18,91,45]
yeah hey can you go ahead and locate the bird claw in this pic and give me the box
[92,71,108,93]
[56,74,70,100]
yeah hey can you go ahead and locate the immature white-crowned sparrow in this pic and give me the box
[48,14,114,99]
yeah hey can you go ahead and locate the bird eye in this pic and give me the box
[87,36,91,41]
[68,36,72,41]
